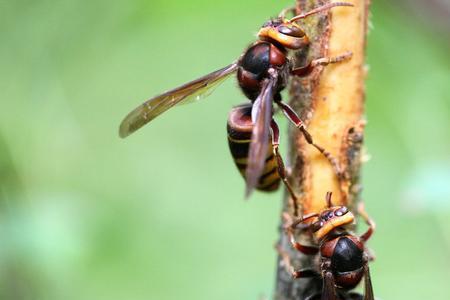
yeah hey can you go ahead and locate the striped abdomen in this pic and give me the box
[227,104,280,192]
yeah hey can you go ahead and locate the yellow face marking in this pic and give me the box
[314,212,354,240]
[258,26,308,50]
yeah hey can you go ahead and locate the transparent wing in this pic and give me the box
[321,271,338,300]
[363,265,375,300]
[245,76,276,197]
[119,63,238,138]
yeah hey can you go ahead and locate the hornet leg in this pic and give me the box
[275,100,343,180]
[282,213,319,255]
[291,52,353,77]
[270,119,299,216]
[276,244,320,279]
[358,202,376,242]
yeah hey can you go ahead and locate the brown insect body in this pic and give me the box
[232,16,318,198]
[312,207,368,291]
[321,234,365,289]
[284,193,375,300]
[227,104,280,191]
[236,14,312,97]
[118,2,354,200]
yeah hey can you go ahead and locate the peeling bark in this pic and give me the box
[274,0,370,299]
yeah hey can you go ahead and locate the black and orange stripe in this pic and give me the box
[227,104,280,191]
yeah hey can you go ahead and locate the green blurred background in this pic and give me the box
[1,0,449,299]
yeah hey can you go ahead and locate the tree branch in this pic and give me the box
[274,0,370,299]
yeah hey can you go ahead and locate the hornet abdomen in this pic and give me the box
[227,104,280,191]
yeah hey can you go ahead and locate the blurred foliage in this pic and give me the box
[0,0,449,299]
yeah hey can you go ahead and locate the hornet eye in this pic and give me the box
[277,25,305,37]
[335,206,348,216]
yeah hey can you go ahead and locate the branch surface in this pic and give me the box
[275,0,370,299]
